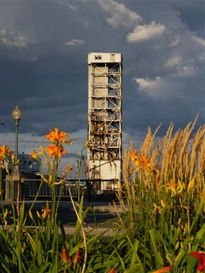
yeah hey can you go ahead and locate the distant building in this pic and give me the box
[18,153,40,175]
[7,153,40,177]
[87,52,122,191]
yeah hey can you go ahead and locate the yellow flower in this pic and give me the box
[160,200,166,208]
[11,154,15,164]
[29,150,39,160]
[84,140,89,148]
[48,174,53,184]
[133,159,140,168]
[153,203,163,214]
[3,208,8,218]
[166,179,185,196]
[176,180,185,193]
[153,200,166,214]
[39,145,46,156]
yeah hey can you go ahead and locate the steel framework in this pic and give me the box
[87,52,122,190]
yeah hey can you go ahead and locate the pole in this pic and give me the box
[15,120,21,220]
[15,120,19,160]
[9,105,22,202]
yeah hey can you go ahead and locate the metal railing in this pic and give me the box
[22,179,82,200]
[2,178,117,201]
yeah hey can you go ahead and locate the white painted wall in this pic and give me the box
[88,52,121,64]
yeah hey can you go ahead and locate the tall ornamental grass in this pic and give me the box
[0,118,204,273]
[115,116,205,272]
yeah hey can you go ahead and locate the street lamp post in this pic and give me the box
[11,106,22,225]
[11,106,22,209]
[12,106,22,160]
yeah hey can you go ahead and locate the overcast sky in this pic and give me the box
[0,0,204,155]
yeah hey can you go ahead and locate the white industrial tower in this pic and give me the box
[87,52,122,191]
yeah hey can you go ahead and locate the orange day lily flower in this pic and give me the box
[62,247,71,263]
[65,164,72,173]
[73,248,81,268]
[0,145,13,159]
[46,144,67,158]
[140,154,150,168]
[129,149,138,162]
[44,128,67,144]
[166,179,176,195]
[129,149,150,169]
[152,265,173,273]
[41,207,52,219]
[109,268,117,273]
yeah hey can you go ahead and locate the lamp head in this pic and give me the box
[12,106,22,125]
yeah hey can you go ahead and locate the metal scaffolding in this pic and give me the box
[87,52,122,191]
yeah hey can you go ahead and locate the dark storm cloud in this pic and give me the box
[168,0,205,36]
[0,0,204,142]
[0,42,88,133]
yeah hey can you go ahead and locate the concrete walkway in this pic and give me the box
[1,200,125,235]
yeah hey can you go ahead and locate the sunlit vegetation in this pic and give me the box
[0,118,204,272]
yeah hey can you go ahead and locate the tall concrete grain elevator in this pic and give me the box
[87,52,122,191]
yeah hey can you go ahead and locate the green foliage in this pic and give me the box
[0,124,204,272]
